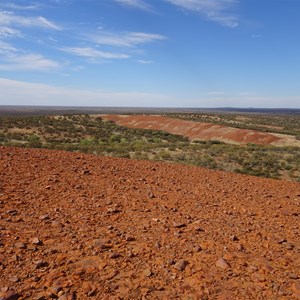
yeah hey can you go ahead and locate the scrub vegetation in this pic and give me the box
[1,114,299,181]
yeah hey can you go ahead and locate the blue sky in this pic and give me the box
[0,0,299,108]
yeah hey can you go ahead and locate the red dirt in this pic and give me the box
[101,114,281,145]
[1,146,300,299]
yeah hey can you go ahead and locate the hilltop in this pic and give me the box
[1,146,300,299]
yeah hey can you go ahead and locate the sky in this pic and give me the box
[0,0,300,108]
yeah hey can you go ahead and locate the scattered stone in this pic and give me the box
[251,273,266,282]
[155,241,161,249]
[143,268,152,277]
[173,223,186,228]
[216,258,230,270]
[230,235,239,241]
[107,208,121,214]
[31,237,42,245]
[57,292,75,300]
[284,242,294,250]
[0,290,20,300]
[15,242,25,249]
[236,243,245,251]
[94,239,112,250]
[39,215,49,221]
[127,251,135,258]
[72,268,85,277]
[125,235,135,242]
[288,273,299,279]
[194,246,202,252]
[9,276,19,283]
[33,260,47,269]
[278,238,287,244]
[147,190,155,199]
[57,291,65,297]
[195,227,205,232]
[6,210,17,216]
[110,252,120,259]
[174,260,188,271]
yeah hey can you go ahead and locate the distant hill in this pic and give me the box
[0,105,299,116]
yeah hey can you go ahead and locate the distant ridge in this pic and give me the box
[0,105,300,116]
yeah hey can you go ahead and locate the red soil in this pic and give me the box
[1,146,300,299]
[102,114,281,145]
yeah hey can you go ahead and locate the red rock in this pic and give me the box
[216,258,230,270]
[0,291,20,300]
[0,146,300,299]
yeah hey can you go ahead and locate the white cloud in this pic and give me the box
[89,31,166,48]
[0,2,40,10]
[60,47,130,60]
[0,26,21,38]
[0,41,17,54]
[0,54,61,71]
[165,0,239,28]
[137,59,152,64]
[115,0,239,28]
[114,0,152,11]
[0,10,60,30]
[37,16,60,30]
[0,78,172,106]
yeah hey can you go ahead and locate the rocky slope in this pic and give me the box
[102,114,300,146]
[1,146,300,299]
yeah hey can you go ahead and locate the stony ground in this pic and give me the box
[1,146,300,300]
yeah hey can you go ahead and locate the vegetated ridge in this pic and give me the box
[101,114,300,146]
[0,146,300,299]
[0,114,300,181]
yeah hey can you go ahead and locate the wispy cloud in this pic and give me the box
[0,2,40,10]
[0,78,172,106]
[114,0,239,28]
[0,9,62,72]
[37,16,60,30]
[165,0,239,28]
[0,41,17,54]
[89,31,166,47]
[0,53,61,71]
[0,26,21,38]
[117,0,239,28]
[137,59,152,64]
[114,0,153,11]
[0,10,61,30]
[60,47,130,60]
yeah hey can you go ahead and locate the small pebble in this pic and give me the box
[174,260,188,271]
[143,268,152,277]
[216,258,230,270]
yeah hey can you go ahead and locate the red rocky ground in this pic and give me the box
[1,146,300,300]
